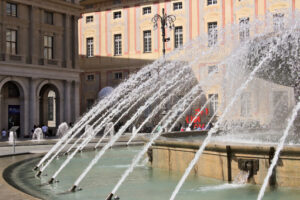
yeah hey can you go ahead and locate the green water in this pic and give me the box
[7,146,300,200]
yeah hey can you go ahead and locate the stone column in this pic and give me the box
[28,78,38,134]
[0,1,5,56]
[29,6,40,65]
[74,81,80,121]
[64,14,71,68]
[72,16,79,69]
[64,80,72,123]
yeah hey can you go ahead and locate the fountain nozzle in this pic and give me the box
[105,193,114,200]
[70,185,77,192]
[48,178,55,184]
[33,166,39,171]
[36,171,42,177]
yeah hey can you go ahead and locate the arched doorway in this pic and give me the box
[0,81,24,138]
[39,84,60,136]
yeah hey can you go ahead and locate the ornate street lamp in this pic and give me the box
[152,8,176,57]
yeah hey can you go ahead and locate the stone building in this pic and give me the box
[0,0,81,137]
[79,0,299,127]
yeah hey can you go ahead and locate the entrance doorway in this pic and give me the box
[1,81,24,137]
[39,84,60,136]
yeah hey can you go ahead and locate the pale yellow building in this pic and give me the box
[78,0,299,127]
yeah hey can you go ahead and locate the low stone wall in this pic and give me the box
[150,139,300,187]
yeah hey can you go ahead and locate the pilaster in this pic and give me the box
[64,80,72,123]
[74,81,80,121]
[28,78,38,133]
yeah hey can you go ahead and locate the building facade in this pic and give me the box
[79,0,299,127]
[0,0,81,137]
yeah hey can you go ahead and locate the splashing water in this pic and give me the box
[257,101,300,200]
[71,65,194,190]
[168,26,294,200]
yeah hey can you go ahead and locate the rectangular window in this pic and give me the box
[48,97,54,120]
[208,22,218,47]
[86,37,94,57]
[207,0,218,5]
[241,92,251,117]
[173,2,183,10]
[174,26,183,48]
[209,94,218,115]
[86,74,94,81]
[273,13,284,32]
[44,36,53,59]
[208,65,218,74]
[114,34,122,56]
[143,7,151,15]
[6,29,17,55]
[143,30,152,53]
[113,11,122,19]
[239,17,250,41]
[86,16,93,23]
[114,72,122,80]
[6,2,17,17]
[44,11,54,25]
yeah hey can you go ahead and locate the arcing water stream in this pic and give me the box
[31,12,300,200]
[257,101,300,200]
[169,26,298,200]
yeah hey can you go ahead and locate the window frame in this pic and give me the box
[44,35,54,60]
[6,29,17,55]
[86,15,94,23]
[208,65,218,74]
[86,74,95,81]
[6,2,17,17]
[207,0,218,6]
[114,34,122,56]
[208,94,218,116]
[208,22,218,47]
[173,2,183,10]
[44,11,54,25]
[48,97,54,121]
[86,37,94,58]
[143,30,152,53]
[174,26,183,48]
[113,11,122,19]
[142,7,152,15]
[273,13,284,32]
[239,17,250,41]
[114,72,123,80]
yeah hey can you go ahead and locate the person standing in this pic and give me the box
[1,129,7,140]
[42,125,48,138]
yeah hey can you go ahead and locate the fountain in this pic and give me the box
[32,128,43,141]
[2,11,300,200]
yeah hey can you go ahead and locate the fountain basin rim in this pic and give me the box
[152,139,300,156]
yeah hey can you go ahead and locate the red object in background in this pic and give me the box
[184,108,210,129]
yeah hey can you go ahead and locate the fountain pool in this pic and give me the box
[4,146,300,200]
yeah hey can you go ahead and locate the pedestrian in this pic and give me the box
[1,129,7,139]
[42,124,48,137]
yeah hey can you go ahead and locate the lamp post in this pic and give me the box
[152,8,176,58]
